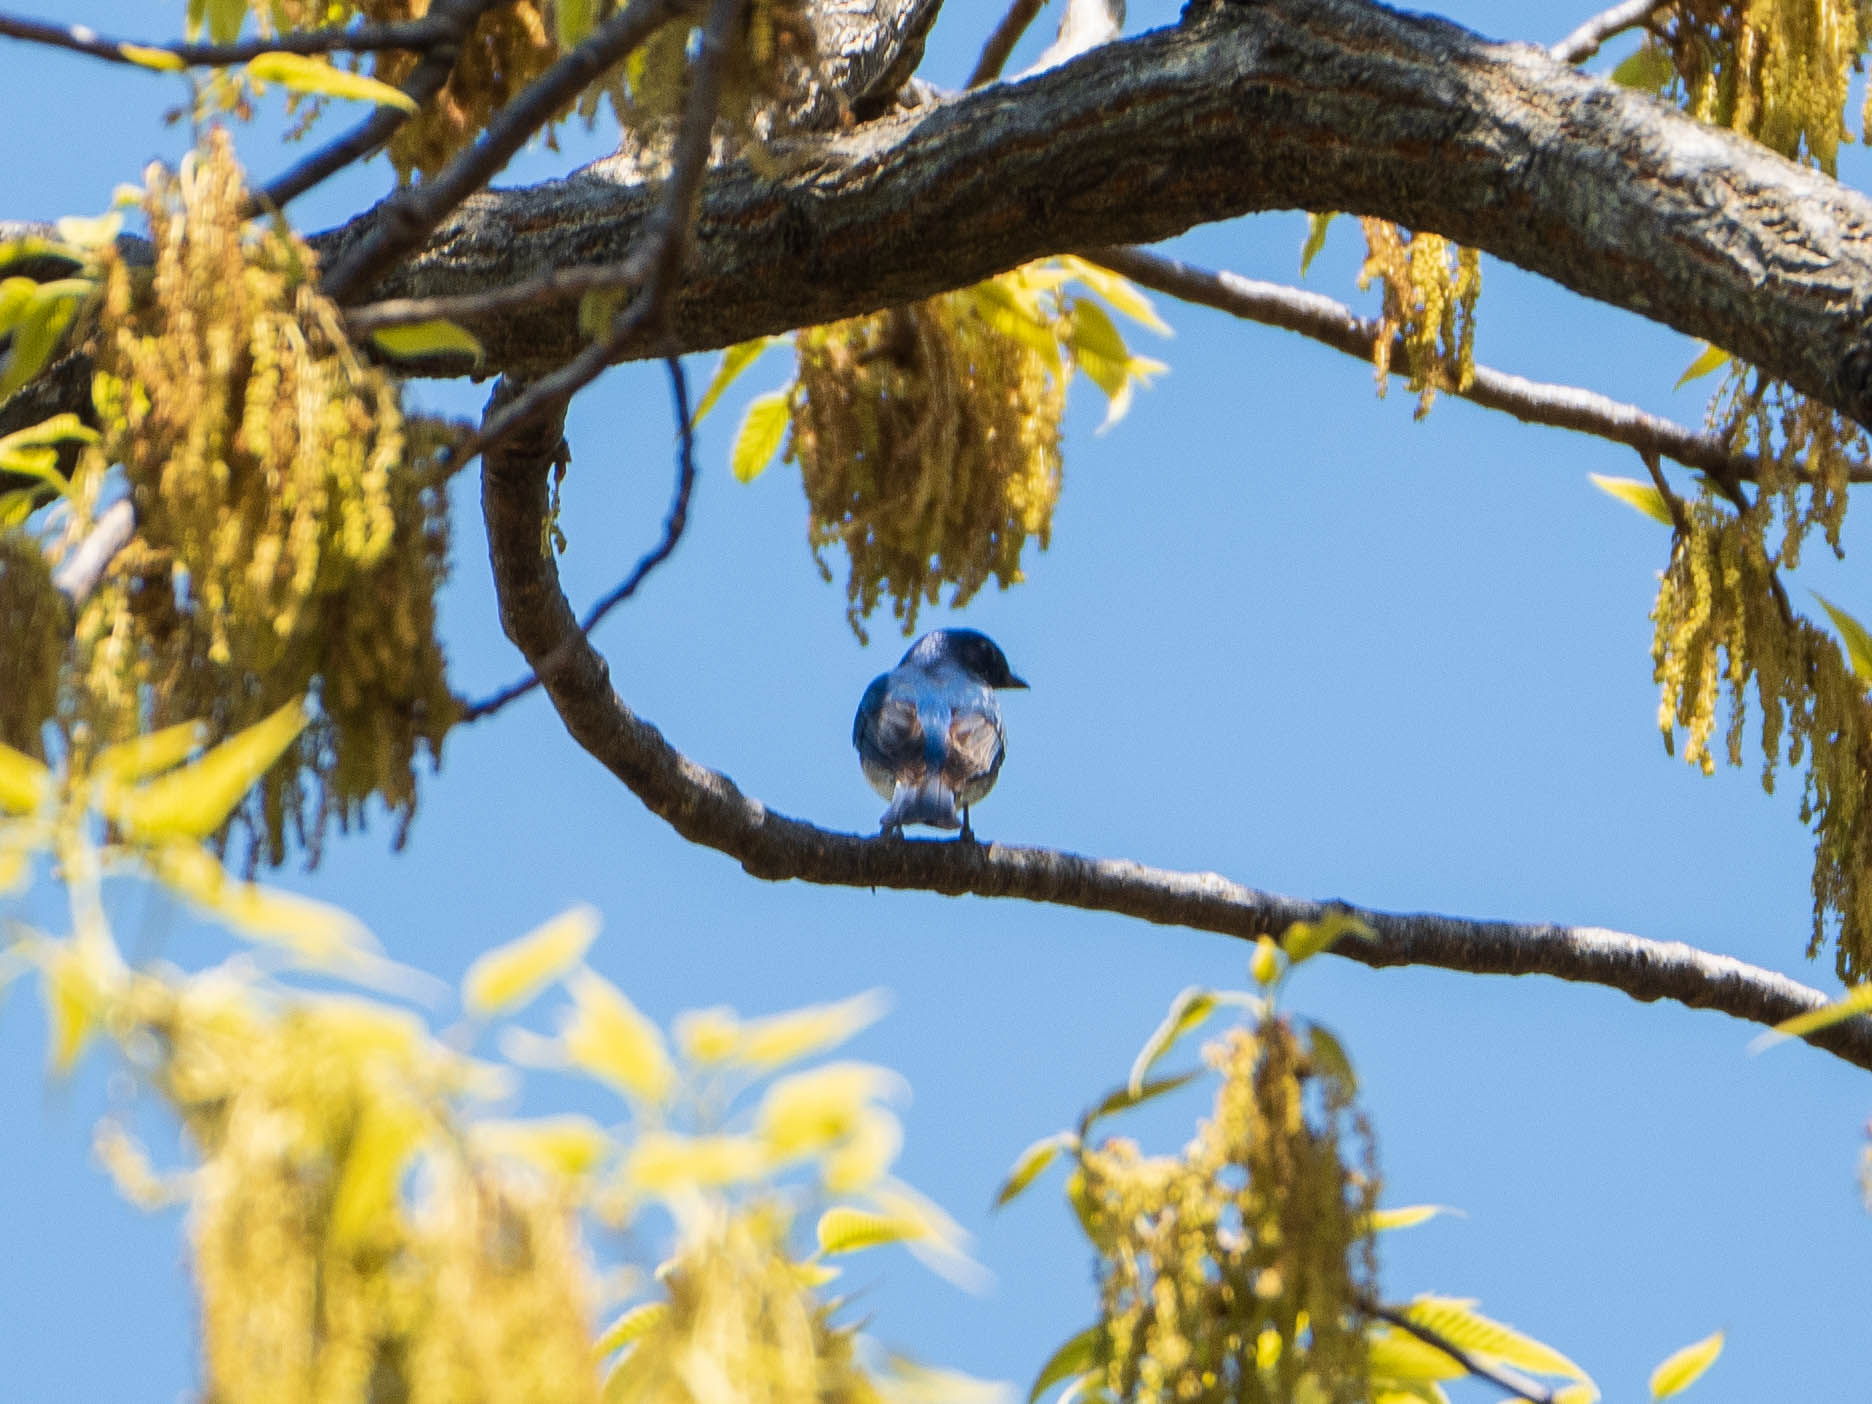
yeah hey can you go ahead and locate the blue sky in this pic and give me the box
[5,0,1872,1399]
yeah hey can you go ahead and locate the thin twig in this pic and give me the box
[319,0,693,303]
[968,0,1047,86]
[1640,447,1692,535]
[252,0,509,212]
[0,8,463,66]
[1552,0,1669,64]
[439,0,743,469]
[463,355,698,722]
[344,261,647,333]
[1085,245,1871,488]
[1361,1301,1557,1404]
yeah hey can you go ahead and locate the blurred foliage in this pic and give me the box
[1354,220,1481,418]
[706,258,1167,641]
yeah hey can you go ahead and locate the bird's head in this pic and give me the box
[902,629,1029,689]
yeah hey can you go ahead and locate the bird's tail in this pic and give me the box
[881,778,961,831]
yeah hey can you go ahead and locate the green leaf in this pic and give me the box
[594,1301,667,1356]
[1084,1070,1199,1129]
[555,0,596,48]
[1282,908,1370,964]
[245,53,419,111]
[993,1132,1071,1209]
[462,904,600,1016]
[1404,1297,1590,1381]
[119,43,186,72]
[0,281,88,400]
[0,413,98,455]
[106,697,308,842]
[815,1204,922,1256]
[1611,43,1676,94]
[88,720,208,796]
[1588,473,1674,526]
[1814,593,1872,683]
[1028,1324,1105,1404]
[1301,212,1337,276]
[693,336,784,424]
[1649,1330,1723,1399]
[1750,979,1872,1049]
[1127,986,1217,1094]
[53,213,121,250]
[730,389,791,482]
[1057,255,1172,334]
[1066,299,1129,368]
[1360,1203,1454,1233]
[1365,1324,1465,1381]
[578,287,625,339]
[968,280,1065,374]
[1674,342,1730,389]
[0,276,40,335]
[369,318,484,365]
[0,740,52,816]
[1307,1023,1357,1096]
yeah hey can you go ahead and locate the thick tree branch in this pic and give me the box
[1087,245,1871,486]
[479,427,1872,1075]
[314,0,1872,431]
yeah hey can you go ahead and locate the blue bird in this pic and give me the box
[853,629,1028,839]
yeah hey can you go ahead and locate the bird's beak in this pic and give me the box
[1004,673,1029,690]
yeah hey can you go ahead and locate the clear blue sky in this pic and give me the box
[5,1,1871,1399]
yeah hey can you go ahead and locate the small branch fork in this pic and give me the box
[476,419,1872,1076]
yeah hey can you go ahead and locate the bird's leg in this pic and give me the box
[957,807,977,844]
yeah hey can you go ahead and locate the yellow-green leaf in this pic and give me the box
[993,1132,1070,1209]
[1751,980,1872,1049]
[1308,1023,1358,1095]
[561,967,675,1104]
[822,1105,903,1192]
[369,318,484,365]
[245,52,419,111]
[757,1060,904,1157]
[578,286,625,339]
[53,213,121,250]
[0,414,97,456]
[1028,1324,1105,1404]
[1128,985,1216,1094]
[0,741,51,816]
[474,1114,611,1176]
[87,720,207,796]
[1365,1324,1465,1381]
[1058,255,1171,334]
[1404,1297,1589,1381]
[120,43,186,71]
[0,282,87,399]
[730,389,791,482]
[555,0,596,48]
[623,1129,768,1191]
[1283,908,1370,964]
[1301,212,1337,276]
[1360,1204,1453,1233]
[1085,1070,1199,1128]
[148,842,382,974]
[107,697,308,842]
[735,987,890,1069]
[1674,342,1729,390]
[595,1302,667,1357]
[968,280,1064,374]
[0,277,39,334]
[693,336,784,424]
[674,1004,740,1062]
[1588,473,1674,526]
[880,1358,1011,1404]
[462,903,600,1016]
[1066,298,1129,367]
[1611,43,1676,94]
[1649,1330,1723,1399]
[816,1204,922,1255]
[1814,593,1872,684]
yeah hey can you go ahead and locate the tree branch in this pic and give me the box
[1361,1300,1556,1404]
[0,7,472,68]
[315,0,1872,431]
[477,423,1872,1075]
[968,0,1047,87]
[1085,245,1869,487]
[1551,0,1667,65]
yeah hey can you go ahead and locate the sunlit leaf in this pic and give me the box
[119,43,186,71]
[993,1132,1071,1209]
[1301,212,1337,276]
[1649,1330,1723,1399]
[968,280,1065,373]
[108,698,308,842]
[1552,1385,1601,1404]
[1028,1324,1105,1404]
[462,903,600,1016]
[578,286,625,339]
[1128,985,1217,1094]
[0,281,88,399]
[1058,255,1171,334]
[87,720,207,798]
[1084,1069,1199,1128]
[1365,1324,1465,1381]
[0,276,39,334]
[730,389,791,482]
[52,213,121,250]
[0,412,99,455]
[594,1302,667,1357]
[1405,1297,1590,1381]
[623,1129,768,1191]
[1674,342,1730,389]
[883,1356,1012,1404]
[758,1060,905,1157]
[873,1182,987,1290]
[329,1099,424,1245]
[822,1106,904,1192]
[561,967,675,1104]
[473,1114,611,1177]
[1307,1023,1357,1095]
[1610,41,1676,93]
[1360,1204,1454,1233]
[369,318,484,365]
[245,52,419,110]
[816,1203,923,1255]
[1250,935,1282,987]
[736,987,890,1069]
[674,1005,741,1062]
[1750,980,1872,1049]
[1814,593,1872,684]
[0,740,51,815]
[555,0,596,48]
[693,335,784,424]
[1588,473,1674,526]
[1283,908,1370,964]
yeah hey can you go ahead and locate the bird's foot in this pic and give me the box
[957,811,979,845]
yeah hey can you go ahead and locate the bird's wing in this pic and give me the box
[854,676,925,771]
[943,708,1005,790]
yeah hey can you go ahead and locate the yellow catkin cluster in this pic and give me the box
[605,1207,878,1404]
[1651,499,1872,975]
[112,980,599,1404]
[70,131,455,866]
[1708,366,1861,565]
[1655,0,1866,171]
[1356,220,1481,417]
[1075,1021,1377,1404]
[267,0,558,179]
[790,295,1064,641]
[0,529,62,754]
